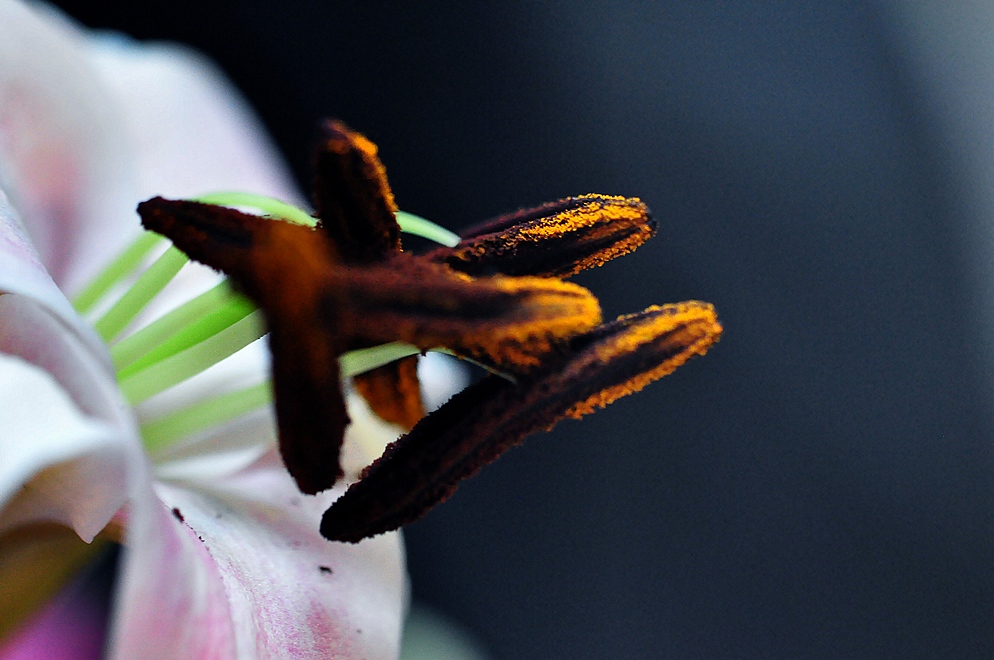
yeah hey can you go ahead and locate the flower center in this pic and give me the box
[71,193,459,453]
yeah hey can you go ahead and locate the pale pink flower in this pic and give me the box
[0,2,407,657]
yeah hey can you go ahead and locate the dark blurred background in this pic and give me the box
[53,2,994,657]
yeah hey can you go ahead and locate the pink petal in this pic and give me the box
[0,0,301,306]
[112,451,406,659]
[108,481,238,659]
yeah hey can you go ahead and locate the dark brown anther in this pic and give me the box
[140,119,723,540]
[351,356,424,430]
[141,196,352,494]
[312,120,401,263]
[321,302,722,542]
[332,256,602,371]
[427,194,656,278]
[138,197,336,305]
[311,121,418,425]
[266,316,350,494]
[139,196,606,493]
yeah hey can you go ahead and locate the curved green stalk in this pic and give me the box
[196,192,460,246]
[93,246,188,343]
[141,382,272,453]
[111,281,236,370]
[120,310,267,404]
[194,192,317,227]
[395,211,460,247]
[72,232,163,315]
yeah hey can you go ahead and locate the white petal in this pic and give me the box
[0,291,136,543]
[82,23,308,405]
[0,352,131,542]
[418,352,470,413]
[83,31,305,314]
[0,187,110,362]
[0,293,128,427]
[86,34,301,207]
[113,450,406,659]
[0,0,138,293]
[341,392,405,481]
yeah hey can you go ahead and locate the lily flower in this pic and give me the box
[137,122,723,544]
[0,2,406,657]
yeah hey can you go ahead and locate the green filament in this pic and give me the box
[340,342,421,378]
[141,382,272,453]
[72,232,163,314]
[117,292,256,381]
[84,192,467,453]
[119,310,266,404]
[111,281,235,370]
[93,246,188,343]
[196,192,461,247]
[194,192,317,227]
[395,211,461,247]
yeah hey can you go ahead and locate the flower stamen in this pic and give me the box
[71,193,458,456]
[118,309,266,404]
[92,245,188,343]
[134,120,718,523]
[139,381,273,452]
[76,119,719,545]
[71,231,164,315]
[110,280,242,370]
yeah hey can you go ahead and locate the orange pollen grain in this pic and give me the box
[566,302,722,418]
[514,194,653,274]
[467,277,602,368]
[354,132,399,214]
